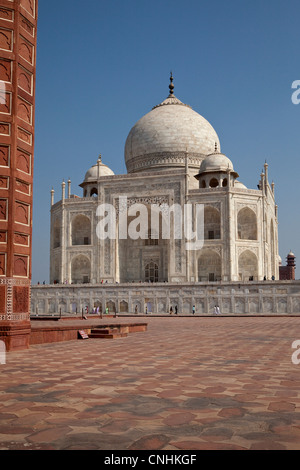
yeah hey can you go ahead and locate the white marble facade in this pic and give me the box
[49,77,279,286]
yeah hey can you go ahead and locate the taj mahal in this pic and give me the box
[49,75,278,285]
[31,76,300,316]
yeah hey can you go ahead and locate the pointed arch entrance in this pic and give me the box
[238,250,258,281]
[198,249,221,282]
[71,255,91,284]
[145,261,159,282]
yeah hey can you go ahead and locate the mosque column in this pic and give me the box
[0,0,38,351]
[261,171,268,280]
[49,190,54,283]
[51,188,54,206]
[114,217,120,283]
[60,181,66,283]
[226,172,234,281]
[274,204,279,279]
[97,163,103,284]
[192,201,198,281]
[67,179,71,199]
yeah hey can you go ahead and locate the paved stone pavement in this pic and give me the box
[1,316,300,450]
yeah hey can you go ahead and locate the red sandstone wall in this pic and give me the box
[0,0,38,350]
[279,266,295,281]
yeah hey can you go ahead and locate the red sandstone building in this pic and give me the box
[279,251,296,281]
[0,0,38,350]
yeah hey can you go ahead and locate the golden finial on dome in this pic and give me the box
[169,71,174,96]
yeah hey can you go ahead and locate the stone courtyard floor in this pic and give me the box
[1,315,300,450]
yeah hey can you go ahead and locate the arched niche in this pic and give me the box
[53,218,60,248]
[71,254,91,284]
[238,250,258,281]
[198,249,221,282]
[204,206,221,240]
[145,261,158,282]
[90,187,98,197]
[71,214,91,246]
[237,207,257,240]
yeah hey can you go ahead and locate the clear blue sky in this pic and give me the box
[32,0,300,283]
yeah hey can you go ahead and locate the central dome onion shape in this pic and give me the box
[124,76,220,174]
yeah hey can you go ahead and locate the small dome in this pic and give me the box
[234,180,247,189]
[83,158,114,182]
[198,152,238,175]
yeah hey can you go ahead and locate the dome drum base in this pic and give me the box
[126,151,208,174]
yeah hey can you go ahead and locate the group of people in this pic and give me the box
[89,304,222,315]
[170,305,196,314]
[91,306,102,314]
[169,305,178,315]
[170,305,222,315]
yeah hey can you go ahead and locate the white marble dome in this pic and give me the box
[199,152,234,174]
[125,84,220,173]
[234,180,247,189]
[83,159,114,182]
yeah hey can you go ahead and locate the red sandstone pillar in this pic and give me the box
[0,0,38,350]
